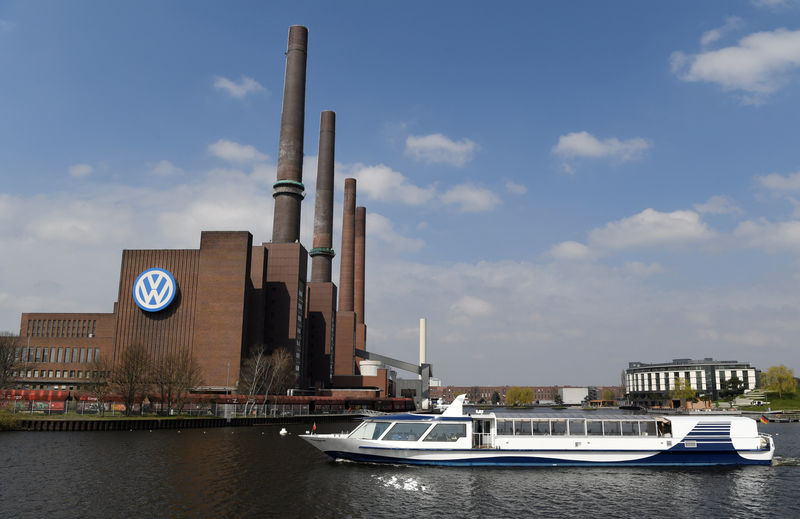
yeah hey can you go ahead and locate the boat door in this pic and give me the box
[472,419,493,449]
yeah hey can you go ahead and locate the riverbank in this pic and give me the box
[1,412,362,432]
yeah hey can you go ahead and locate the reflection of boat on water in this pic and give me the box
[300,394,775,467]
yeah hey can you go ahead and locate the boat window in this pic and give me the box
[423,423,467,442]
[586,420,603,436]
[349,421,391,440]
[497,420,513,436]
[385,422,432,441]
[568,419,586,436]
[640,421,657,436]
[514,420,532,435]
[603,421,621,436]
[532,420,549,435]
[551,420,567,435]
[621,421,639,436]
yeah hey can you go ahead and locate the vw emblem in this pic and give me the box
[133,268,177,312]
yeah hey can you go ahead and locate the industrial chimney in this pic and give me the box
[272,25,308,243]
[354,206,366,324]
[338,178,356,312]
[310,111,336,282]
[419,318,427,379]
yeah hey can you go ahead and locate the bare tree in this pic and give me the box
[85,353,112,416]
[238,347,298,416]
[263,348,296,399]
[0,333,21,390]
[239,346,269,416]
[110,343,152,416]
[153,347,204,415]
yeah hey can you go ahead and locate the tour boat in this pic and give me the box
[299,395,774,467]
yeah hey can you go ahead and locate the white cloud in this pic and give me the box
[208,139,268,162]
[734,219,800,252]
[671,28,800,103]
[505,181,527,195]
[450,295,494,317]
[549,241,591,260]
[589,209,713,249]
[758,170,800,191]
[213,75,266,99]
[344,164,434,205]
[693,195,743,215]
[68,163,93,178]
[150,160,183,176]
[552,131,651,171]
[366,213,425,252]
[700,17,742,48]
[440,184,500,213]
[405,133,477,167]
[624,261,663,276]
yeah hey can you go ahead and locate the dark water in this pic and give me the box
[1,421,799,519]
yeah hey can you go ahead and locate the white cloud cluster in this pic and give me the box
[693,195,742,215]
[671,28,800,103]
[552,131,651,172]
[734,219,800,253]
[505,181,527,195]
[68,163,93,178]
[150,160,183,176]
[700,17,742,48]
[208,139,268,162]
[439,184,500,213]
[213,75,266,99]
[405,133,477,167]
[589,209,713,250]
[345,164,435,205]
[758,170,800,191]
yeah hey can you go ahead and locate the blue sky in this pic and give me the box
[3,1,800,385]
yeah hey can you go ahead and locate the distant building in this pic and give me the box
[625,358,759,406]
[430,385,624,406]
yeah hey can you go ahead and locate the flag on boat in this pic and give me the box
[312,422,317,433]
[760,415,769,424]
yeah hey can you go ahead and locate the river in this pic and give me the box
[1,420,799,518]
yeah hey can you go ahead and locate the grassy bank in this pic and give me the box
[740,391,800,411]
[0,410,23,431]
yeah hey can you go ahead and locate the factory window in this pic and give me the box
[26,320,31,337]
[28,348,35,363]
[92,320,96,336]
[95,348,100,362]
[56,348,63,363]
[64,348,71,363]
[69,370,75,378]
[86,348,93,364]
[27,370,32,378]
[35,348,41,362]
[78,371,83,378]
[50,348,56,362]
[48,370,53,378]
[80,348,86,363]
[42,348,48,363]
[33,370,39,378]
[72,349,77,363]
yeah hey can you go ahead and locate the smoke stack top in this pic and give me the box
[338,178,356,312]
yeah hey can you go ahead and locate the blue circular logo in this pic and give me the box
[133,268,177,312]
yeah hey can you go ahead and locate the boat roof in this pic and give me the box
[493,411,658,421]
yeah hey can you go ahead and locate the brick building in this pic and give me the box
[8,26,388,397]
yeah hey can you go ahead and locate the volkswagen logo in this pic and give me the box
[133,268,177,312]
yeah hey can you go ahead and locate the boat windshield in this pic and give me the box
[384,422,432,441]
[349,421,391,440]
[422,423,467,442]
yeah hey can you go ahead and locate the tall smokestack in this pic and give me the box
[338,178,356,312]
[272,25,308,243]
[310,111,336,282]
[354,206,366,323]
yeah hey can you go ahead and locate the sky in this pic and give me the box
[2,1,800,386]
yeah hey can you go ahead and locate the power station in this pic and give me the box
[11,26,420,400]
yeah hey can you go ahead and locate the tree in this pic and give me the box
[720,375,746,402]
[760,365,797,399]
[505,386,533,406]
[152,347,203,415]
[85,353,112,416]
[110,343,152,416]
[239,347,297,416]
[670,377,696,408]
[602,388,615,401]
[0,333,21,390]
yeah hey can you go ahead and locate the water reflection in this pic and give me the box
[2,422,800,518]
